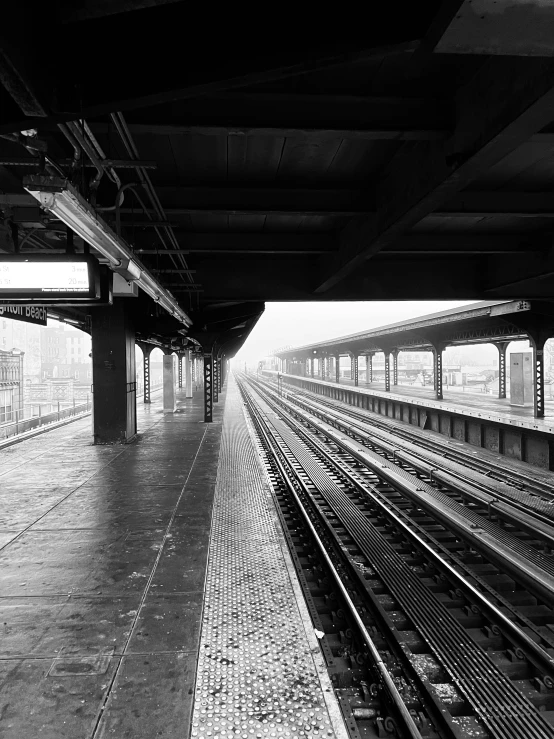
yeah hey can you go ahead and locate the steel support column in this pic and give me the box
[335,356,340,383]
[196,355,203,389]
[91,299,136,444]
[218,356,222,393]
[366,353,373,384]
[178,353,183,388]
[433,345,444,400]
[392,350,399,386]
[185,349,193,398]
[495,342,509,399]
[204,352,213,422]
[530,337,546,418]
[311,358,315,378]
[384,353,391,392]
[351,354,359,386]
[163,353,177,413]
[213,355,219,403]
[141,344,153,404]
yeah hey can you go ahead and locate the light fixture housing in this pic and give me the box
[23,175,191,328]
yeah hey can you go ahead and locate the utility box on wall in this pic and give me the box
[510,352,533,407]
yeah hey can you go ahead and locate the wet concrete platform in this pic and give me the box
[0,386,225,738]
[0,379,347,739]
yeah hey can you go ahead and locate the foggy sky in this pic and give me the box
[234,301,480,367]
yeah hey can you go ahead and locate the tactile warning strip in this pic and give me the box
[190,380,345,739]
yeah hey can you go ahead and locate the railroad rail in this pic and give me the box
[238,373,554,739]
[259,373,554,548]
[260,369,553,499]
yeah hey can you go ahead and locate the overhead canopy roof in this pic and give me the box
[3,3,554,353]
[276,300,554,358]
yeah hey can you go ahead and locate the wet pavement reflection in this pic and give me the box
[0,388,225,738]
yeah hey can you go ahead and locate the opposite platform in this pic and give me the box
[276,372,554,470]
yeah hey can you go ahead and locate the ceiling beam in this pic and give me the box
[437,191,554,217]
[183,252,554,301]
[118,187,368,216]
[0,157,157,169]
[386,233,550,253]
[315,56,554,293]
[0,44,421,133]
[116,189,554,219]
[94,122,446,143]
[137,234,337,255]
[85,44,422,119]
[57,0,180,24]
[88,93,449,142]
[123,208,357,219]
[175,254,480,301]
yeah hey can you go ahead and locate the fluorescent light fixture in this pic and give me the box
[114,258,141,282]
[23,176,191,328]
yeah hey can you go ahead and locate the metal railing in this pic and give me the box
[136,380,163,396]
[0,399,91,441]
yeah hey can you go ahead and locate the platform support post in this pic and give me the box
[494,341,509,399]
[392,349,399,386]
[366,353,373,384]
[351,354,359,386]
[432,345,444,400]
[310,358,315,378]
[529,336,546,419]
[91,298,136,444]
[335,355,340,383]
[384,352,391,392]
[218,356,223,392]
[178,353,183,388]
[213,355,219,403]
[163,353,177,413]
[141,344,153,404]
[191,353,196,386]
[204,352,213,422]
[185,349,193,398]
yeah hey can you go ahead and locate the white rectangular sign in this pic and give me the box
[0,261,90,293]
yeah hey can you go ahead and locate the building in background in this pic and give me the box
[0,348,24,422]
[0,318,93,421]
[0,318,41,386]
[40,327,92,382]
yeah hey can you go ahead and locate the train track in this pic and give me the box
[238,373,554,739]
[262,371,554,500]
[259,374,554,554]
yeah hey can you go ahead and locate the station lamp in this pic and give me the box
[23,175,191,328]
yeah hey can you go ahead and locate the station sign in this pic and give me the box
[0,254,104,304]
[0,304,47,326]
